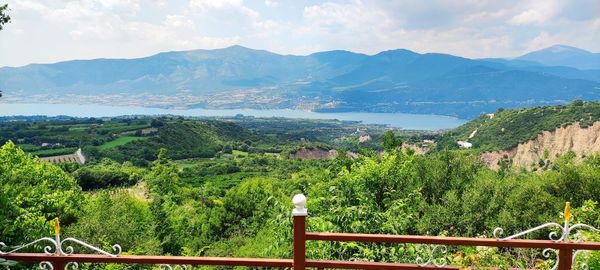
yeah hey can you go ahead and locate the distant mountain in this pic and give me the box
[1,45,600,119]
[516,45,600,70]
[0,45,365,95]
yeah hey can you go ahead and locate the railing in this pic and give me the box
[1,195,600,269]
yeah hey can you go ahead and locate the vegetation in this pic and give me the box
[449,100,600,151]
[0,116,396,166]
[0,108,599,269]
[30,147,78,157]
[0,141,82,246]
[0,4,9,31]
[98,136,148,150]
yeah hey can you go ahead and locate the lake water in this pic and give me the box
[0,103,468,130]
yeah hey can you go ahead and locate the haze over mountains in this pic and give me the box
[1,44,599,119]
[516,45,600,70]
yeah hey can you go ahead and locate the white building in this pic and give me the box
[457,141,473,149]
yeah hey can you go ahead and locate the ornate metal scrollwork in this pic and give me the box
[39,261,54,270]
[572,250,589,270]
[0,237,58,255]
[1,218,122,270]
[415,244,447,267]
[36,261,78,270]
[0,236,121,257]
[159,264,189,270]
[65,262,79,270]
[60,237,121,257]
[494,202,600,270]
[542,248,559,270]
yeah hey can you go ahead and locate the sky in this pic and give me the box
[0,0,599,67]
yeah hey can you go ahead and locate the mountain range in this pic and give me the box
[1,44,599,119]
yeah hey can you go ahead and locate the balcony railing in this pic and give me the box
[1,195,600,269]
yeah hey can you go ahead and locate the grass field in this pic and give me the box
[98,136,149,150]
[16,144,39,151]
[232,150,249,157]
[31,147,78,157]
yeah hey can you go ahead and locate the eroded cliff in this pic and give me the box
[479,121,600,169]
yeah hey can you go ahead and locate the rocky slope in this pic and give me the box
[289,147,338,160]
[479,121,600,169]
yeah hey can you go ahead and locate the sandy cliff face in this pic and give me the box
[289,147,339,160]
[480,121,600,169]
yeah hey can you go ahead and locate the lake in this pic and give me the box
[0,103,468,130]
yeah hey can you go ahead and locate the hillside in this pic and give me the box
[448,100,600,151]
[0,116,399,166]
[2,45,600,118]
[480,121,600,169]
[105,120,254,163]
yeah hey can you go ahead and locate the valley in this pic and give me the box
[2,2,600,269]
[1,101,600,269]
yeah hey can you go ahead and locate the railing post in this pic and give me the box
[292,194,307,270]
[557,249,573,270]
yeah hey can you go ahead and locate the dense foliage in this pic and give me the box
[1,112,599,269]
[0,141,82,245]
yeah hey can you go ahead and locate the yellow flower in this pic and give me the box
[53,218,60,236]
[564,202,571,223]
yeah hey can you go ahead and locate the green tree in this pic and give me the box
[145,148,181,196]
[382,130,402,151]
[72,159,144,190]
[571,99,584,106]
[67,190,161,255]
[0,141,82,245]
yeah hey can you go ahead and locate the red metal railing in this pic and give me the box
[2,194,600,269]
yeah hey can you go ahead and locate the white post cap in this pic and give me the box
[292,194,308,216]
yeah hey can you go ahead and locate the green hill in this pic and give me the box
[102,119,253,163]
[446,100,600,151]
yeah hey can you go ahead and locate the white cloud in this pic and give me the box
[508,0,561,25]
[189,0,243,12]
[188,0,258,18]
[10,0,45,11]
[1,0,599,67]
[98,0,140,10]
[509,10,546,25]
[264,0,278,7]
[164,15,195,30]
[592,17,600,29]
[303,1,389,29]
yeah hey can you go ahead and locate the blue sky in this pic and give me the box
[0,0,599,67]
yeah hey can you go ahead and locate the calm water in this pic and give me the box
[0,103,467,130]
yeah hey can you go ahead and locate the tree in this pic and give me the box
[146,148,181,196]
[67,190,162,255]
[382,130,402,151]
[571,99,584,107]
[150,118,164,128]
[0,4,9,31]
[0,141,82,245]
